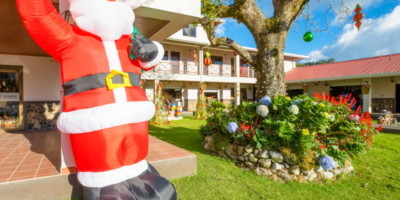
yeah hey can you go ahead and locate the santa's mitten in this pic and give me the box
[131,34,164,69]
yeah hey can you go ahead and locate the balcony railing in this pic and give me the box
[155,61,199,75]
[240,66,255,78]
[154,61,254,78]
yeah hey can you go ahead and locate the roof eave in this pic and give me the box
[286,71,400,84]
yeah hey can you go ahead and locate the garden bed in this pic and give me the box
[200,94,380,182]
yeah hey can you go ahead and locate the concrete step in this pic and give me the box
[0,155,196,200]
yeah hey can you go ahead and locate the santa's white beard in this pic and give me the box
[69,0,134,41]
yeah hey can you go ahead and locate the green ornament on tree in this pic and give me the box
[303,31,313,42]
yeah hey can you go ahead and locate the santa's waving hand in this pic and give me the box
[17,0,176,199]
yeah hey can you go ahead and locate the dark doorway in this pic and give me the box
[287,89,303,98]
[330,86,362,110]
[171,51,180,74]
[240,88,247,102]
[396,84,400,113]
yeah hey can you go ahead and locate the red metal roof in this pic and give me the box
[285,53,400,83]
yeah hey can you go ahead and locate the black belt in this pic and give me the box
[62,70,141,96]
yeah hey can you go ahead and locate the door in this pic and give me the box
[171,51,180,74]
[396,84,400,113]
[0,65,23,131]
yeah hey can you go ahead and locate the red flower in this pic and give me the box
[377,125,383,132]
[318,145,327,150]
[361,129,367,137]
[239,124,252,131]
[246,134,251,138]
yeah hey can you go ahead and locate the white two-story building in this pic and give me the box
[0,0,306,132]
[143,24,307,111]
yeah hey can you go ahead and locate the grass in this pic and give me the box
[149,116,400,200]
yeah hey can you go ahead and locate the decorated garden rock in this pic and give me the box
[17,0,176,199]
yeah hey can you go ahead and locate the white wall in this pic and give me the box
[168,24,210,44]
[372,77,395,98]
[221,89,231,99]
[0,54,60,101]
[143,0,201,18]
[284,60,296,72]
[187,88,198,100]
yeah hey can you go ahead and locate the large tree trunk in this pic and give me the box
[254,32,287,100]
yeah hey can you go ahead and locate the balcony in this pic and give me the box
[153,61,255,78]
[155,61,199,75]
[240,66,255,78]
[203,64,235,76]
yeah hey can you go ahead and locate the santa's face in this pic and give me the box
[68,0,141,41]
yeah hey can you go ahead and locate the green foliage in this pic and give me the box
[148,117,399,200]
[200,94,380,166]
[201,0,226,20]
[151,83,168,125]
[299,58,336,66]
[200,101,228,136]
[194,82,208,120]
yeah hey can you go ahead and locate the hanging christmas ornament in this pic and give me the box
[193,49,198,66]
[233,51,238,56]
[303,31,313,42]
[204,50,212,67]
[353,4,363,30]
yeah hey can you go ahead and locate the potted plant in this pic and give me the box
[362,84,371,94]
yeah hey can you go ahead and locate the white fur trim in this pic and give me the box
[57,101,155,134]
[102,41,127,103]
[78,160,148,187]
[139,41,164,69]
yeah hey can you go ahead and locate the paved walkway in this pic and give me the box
[0,130,196,184]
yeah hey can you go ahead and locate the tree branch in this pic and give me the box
[271,0,310,29]
[211,36,255,66]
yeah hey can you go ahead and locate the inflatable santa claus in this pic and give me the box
[17,0,176,199]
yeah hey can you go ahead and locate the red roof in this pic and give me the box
[285,53,400,83]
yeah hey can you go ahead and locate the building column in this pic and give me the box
[60,134,76,174]
[363,78,372,112]
[154,79,160,103]
[181,83,186,108]
[235,82,241,105]
[235,54,240,77]
[199,48,204,77]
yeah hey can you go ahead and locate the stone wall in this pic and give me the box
[204,135,354,182]
[372,98,395,113]
[24,101,60,131]
[185,99,197,111]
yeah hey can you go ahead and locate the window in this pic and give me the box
[240,59,250,67]
[211,56,223,65]
[0,65,23,130]
[162,51,168,60]
[171,51,180,61]
[183,24,196,37]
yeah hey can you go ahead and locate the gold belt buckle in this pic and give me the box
[105,70,132,90]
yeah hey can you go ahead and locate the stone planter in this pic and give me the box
[203,135,354,182]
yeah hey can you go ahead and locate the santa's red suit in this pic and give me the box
[17,0,166,190]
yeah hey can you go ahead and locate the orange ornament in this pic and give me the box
[353,4,364,30]
[204,57,212,67]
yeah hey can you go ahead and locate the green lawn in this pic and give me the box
[149,116,400,200]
